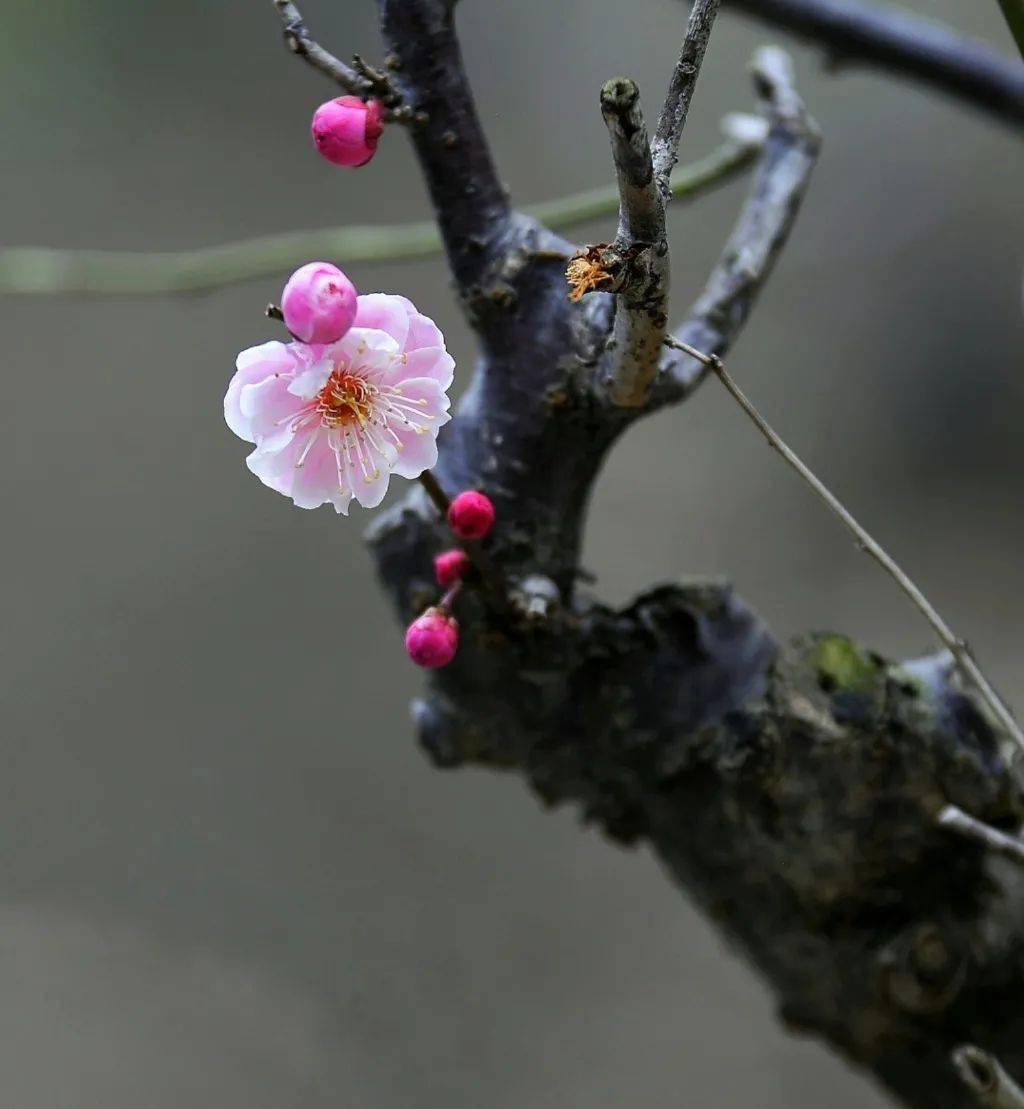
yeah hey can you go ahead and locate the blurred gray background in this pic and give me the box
[1,1,1022,1105]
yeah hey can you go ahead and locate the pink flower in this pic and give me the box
[281,262,358,343]
[311,97,384,167]
[225,294,454,513]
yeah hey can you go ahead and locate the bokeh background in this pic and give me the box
[1,1,1022,1105]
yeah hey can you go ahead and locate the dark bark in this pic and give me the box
[361,2,1024,1106]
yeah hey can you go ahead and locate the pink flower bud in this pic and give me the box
[405,609,459,669]
[447,491,495,540]
[311,96,384,167]
[434,549,471,588]
[280,262,358,343]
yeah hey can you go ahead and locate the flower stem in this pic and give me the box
[437,579,463,613]
[664,335,1024,758]
[417,469,451,515]
[0,141,758,297]
[416,472,507,610]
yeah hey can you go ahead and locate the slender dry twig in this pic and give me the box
[273,0,371,96]
[654,46,820,407]
[593,0,722,408]
[954,1046,1024,1108]
[598,77,670,407]
[654,0,723,194]
[938,804,1024,866]
[0,139,758,297]
[664,333,1024,757]
[721,0,1024,128]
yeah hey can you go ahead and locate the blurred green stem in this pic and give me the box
[996,0,1024,60]
[0,140,756,297]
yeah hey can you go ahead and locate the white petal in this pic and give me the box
[290,437,342,510]
[224,341,297,442]
[391,426,440,480]
[351,443,393,509]
[386,347,454,390]
[288,359,333,400]
[353,294,411,349]
[239,375,304,443]
[405,311,445,353]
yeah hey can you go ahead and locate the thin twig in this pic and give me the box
[598,77,669,407]
[721,0,1024,128]
[273,0,371,96]
[0,140,758,297]
[664,334,1024,757]
[653,0,723,194]
[938,804,1024,866]
[953,1046,1024,1108]
[653,47,820,407]
[602,78,662,247]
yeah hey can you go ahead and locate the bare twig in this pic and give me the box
[664,332,1024,757]
[273,0,371,96]
[0,138,759,296]
[721,0,1024,128]
[598,78,670,407]
[938,804,1024,866]
[590,0,722,408]
[653,0,723,195]
[602,79,663,248]
[654,46,820,406]
[953,1046,1024,1108]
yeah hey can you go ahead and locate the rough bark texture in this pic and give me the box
[361,2,1024,1106]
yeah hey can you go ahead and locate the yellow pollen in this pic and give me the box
[315,369,374,429]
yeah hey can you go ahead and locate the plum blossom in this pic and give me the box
[225,293,453,513]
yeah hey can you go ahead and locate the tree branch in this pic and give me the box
[355,12,1024,1109]
[578,2,723,408]
[652,45,820,406]
[596,77,671,407]
[665,333,1024,756]
[653,0,723,194]
[954,1046,1024,1108]
[721,0,1024,128]
[376,0,512,301]
[273,0,372,97]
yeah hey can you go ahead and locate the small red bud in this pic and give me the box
[311,96,384,167]
[405,609,459,669]
[447,491,495,540]
[434,549,471,588]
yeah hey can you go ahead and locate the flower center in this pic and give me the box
[315,369,375,428]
